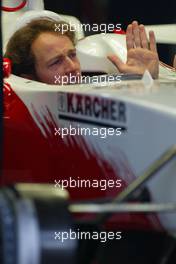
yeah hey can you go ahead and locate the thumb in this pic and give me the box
[107,54,125,72]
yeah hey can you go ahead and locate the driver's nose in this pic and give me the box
[64,56,77,72]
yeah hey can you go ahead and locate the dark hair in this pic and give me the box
[4,18,76,76]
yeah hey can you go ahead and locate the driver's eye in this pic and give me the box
[69,52,77,59]
[50,57,63,67]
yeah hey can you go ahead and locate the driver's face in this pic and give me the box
[31,32,81,85]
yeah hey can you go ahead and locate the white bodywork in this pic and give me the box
[6,73,176,232]
[145,24,176,44]
[76,33,176,79]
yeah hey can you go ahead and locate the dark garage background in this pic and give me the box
[44,0,176,66]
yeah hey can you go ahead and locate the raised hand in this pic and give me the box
[108,21,159,79]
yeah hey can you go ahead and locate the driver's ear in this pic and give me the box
[20,73,36,80]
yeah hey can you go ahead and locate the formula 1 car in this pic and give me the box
[1,1,176,264]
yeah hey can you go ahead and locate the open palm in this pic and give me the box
[108,21,159,79]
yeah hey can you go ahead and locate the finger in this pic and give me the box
[126,24,133,50]
[107,54,125,73]
[132,21,141,47]
[139,24,149,49]
[149,30,157,53]
[173,55,176,69]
